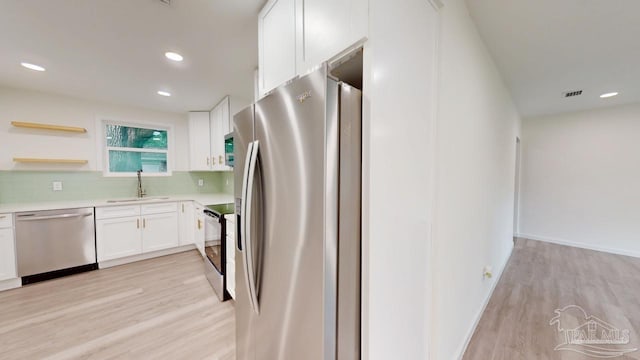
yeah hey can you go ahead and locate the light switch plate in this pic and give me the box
[198,179,204,187]
[52,181,63,191]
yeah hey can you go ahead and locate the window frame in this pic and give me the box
[99,119,174,177]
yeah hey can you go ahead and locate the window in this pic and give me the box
[104,122,171,176]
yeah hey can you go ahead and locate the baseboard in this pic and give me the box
[0,277,22,292]
[517,233,640,259]
[99,244,197,269]
[456,243,514,360]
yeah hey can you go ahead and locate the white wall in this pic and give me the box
[362,0,439,359]
[0,86,189,171]
[519,103,640,257]
[431,0,521,358]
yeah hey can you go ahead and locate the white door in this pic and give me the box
[96,217,143,262]
[259,0,297,96]
[178,201,195,246]
[188,111,212,171]
[142,212,179,253]
[0,228,16,281]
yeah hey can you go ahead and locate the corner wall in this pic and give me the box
[431,0,521,358]
[519,103,640,257]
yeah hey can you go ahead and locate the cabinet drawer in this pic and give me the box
[141,202,178,215]
[96,206,140,220]
[0,214,13,229]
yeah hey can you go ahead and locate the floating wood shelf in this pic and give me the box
[13,158,88,165]
[11,121,87,133]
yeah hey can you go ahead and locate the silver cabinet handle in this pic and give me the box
[16,213,92,221]
[241,140,260,314]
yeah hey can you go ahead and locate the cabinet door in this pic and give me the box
[96,217,143,262]
[194,207,205,257]
[211,97,232,171]
[259,0,297,96]
[188,111,212,171]
[142,212,179,253]
[0,228,16,281]
[178,201,195,246]
[295,0,368,74]
[219,97,232,170]
[210,104,222,170]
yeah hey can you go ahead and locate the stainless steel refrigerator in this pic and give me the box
[233,65,361,360]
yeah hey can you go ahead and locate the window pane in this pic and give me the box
[109,150,168,173]
[106,124,167,150]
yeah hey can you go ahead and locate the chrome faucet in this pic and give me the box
[136,169,146,198]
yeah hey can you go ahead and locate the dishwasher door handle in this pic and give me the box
[16,213,93,221]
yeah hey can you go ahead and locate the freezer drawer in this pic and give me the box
[15,208,96,279]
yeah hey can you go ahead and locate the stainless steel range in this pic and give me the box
[203,203,235,301]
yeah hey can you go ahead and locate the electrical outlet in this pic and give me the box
[52,181,63,192]
[198,179,204,187]
[483,265,493,279]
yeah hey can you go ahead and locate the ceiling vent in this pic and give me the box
[563,90,583,98]
[157,0,171,5]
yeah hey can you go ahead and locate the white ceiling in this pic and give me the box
[466,0,640,117]
[0,0,264,113]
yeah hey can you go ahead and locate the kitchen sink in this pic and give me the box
[106,197,170,203]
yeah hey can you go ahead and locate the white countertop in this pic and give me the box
[0,193,234,213]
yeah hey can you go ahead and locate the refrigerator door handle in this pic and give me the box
[240,142,254,252]
[243,140,261,314]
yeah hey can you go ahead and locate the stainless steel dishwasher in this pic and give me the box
[15,207,97,285]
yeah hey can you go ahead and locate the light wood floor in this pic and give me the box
[0,250,235,360]
[464,238,640,360]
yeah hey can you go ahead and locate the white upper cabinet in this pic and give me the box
[188,111,212,171]
[258,0,368,97]
[295,0,368,75]
[188,97,232,172]
[259,0,297,96]
[210,97,232,171]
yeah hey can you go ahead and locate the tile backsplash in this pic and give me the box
[0,171,233,204]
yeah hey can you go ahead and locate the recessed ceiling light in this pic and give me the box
[21,62,46,72]
[165,52,183,62]
[600,92,619,98]
[157,91,172,97]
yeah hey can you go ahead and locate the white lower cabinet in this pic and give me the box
[194,204,205,257]
[0,226,17,281]
[178,201,195,246]
[142,212,179,253]
[96,217,142,262]
[96,203,179,262]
